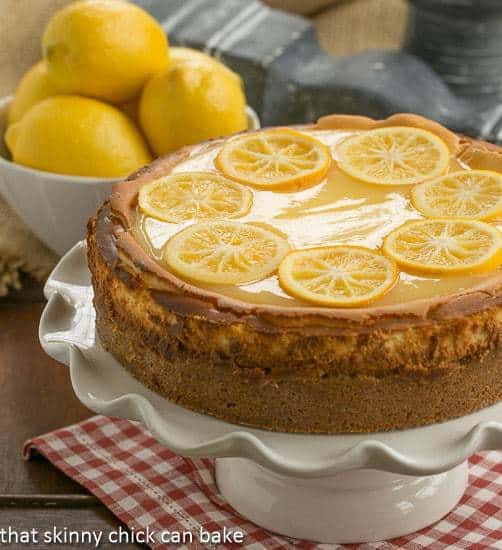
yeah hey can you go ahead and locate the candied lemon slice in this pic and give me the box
[411,170,502,220]
[215,128,331,190]
[383,219,502,274]
[138,171,252,223]
[336,126,450,185]
[163,221,289,285]
[278,245,398,307]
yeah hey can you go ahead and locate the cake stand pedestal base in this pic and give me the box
[215,458,468,543]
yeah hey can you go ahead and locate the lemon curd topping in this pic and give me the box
[133,129,502,308]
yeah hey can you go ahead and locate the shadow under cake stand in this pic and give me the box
[39,242,502,544]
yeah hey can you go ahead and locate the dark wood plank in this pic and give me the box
[0,507,143,549]
[0,285,142,546]
[0,302,92,495]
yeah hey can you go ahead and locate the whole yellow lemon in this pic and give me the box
[5,95,152,177]
[8,61,64,126]
[119,46,220,124]
[139,55,247,155]
[42,0,169,104]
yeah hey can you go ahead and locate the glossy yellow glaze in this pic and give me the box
[134,129,502,307]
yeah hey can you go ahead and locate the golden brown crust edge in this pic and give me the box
[88,216,502,433]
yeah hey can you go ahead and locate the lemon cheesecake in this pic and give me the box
[87,113,502,433]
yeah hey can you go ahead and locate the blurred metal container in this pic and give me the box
[405,0,502,103]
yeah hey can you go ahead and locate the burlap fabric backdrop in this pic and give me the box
[0,0,405,296]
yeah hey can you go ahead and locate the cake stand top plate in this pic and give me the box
[39,242,502,478]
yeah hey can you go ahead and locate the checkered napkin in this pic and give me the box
[24,415,502,549]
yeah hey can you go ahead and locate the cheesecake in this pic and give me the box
[87,113,502,433]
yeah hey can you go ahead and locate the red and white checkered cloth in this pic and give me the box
[24,415,502,549]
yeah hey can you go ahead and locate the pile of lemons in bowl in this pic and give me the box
[4,0,248,178]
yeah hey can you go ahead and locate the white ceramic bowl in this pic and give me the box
[0,96,260,256]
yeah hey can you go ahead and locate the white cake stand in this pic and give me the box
[39,243,502,544]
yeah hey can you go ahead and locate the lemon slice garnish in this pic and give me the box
[138,171,253,223]
[215,128,331,190]
[163,221,289,285]
[336,126,450,185]
[383,219,502,274]
[278,245,398,307]
[411,170,502,220]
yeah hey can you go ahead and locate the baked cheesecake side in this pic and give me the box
[87,113,502,434]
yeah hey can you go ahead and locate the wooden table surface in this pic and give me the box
[0,279,141,548]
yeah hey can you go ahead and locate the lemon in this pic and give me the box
[411,170,502,220]
[163,221,289,285]
[139,172,253,223]
[279,246,398,307]
[5,95,152,177]
[215,129,331,190]
[7,61,64,126]
[42,0,169,104]
[139,56,247,156]
[123,45,234,125]
[336,127,450,185]
[382,219,502,274]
